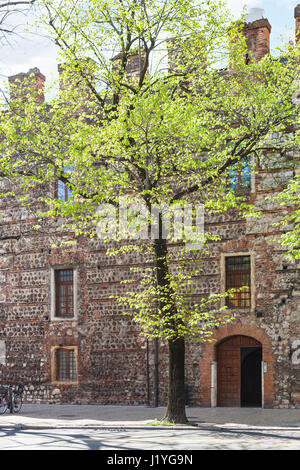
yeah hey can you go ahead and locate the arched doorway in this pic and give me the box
[217,335,262,407]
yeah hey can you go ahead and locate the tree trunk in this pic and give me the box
[153,227,188,424]
[164,336,187,423]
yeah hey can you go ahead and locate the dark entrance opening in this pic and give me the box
[241,347,262,407]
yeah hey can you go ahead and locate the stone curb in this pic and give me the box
[0,423,198,431]
[0,422,299,431]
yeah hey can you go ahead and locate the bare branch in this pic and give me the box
[0,1,35,7]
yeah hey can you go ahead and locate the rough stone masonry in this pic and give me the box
[0,6,299,408]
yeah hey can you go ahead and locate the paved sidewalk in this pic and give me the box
[1,405,300,430]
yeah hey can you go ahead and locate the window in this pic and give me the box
[57,179,72,202]
[51,265,78,321]
[53,347,77,382]
[229,156,251,191]
[55,269,74,318]
[226,256,251,308]
[57,165,73,202]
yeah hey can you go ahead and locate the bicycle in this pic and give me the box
[0,384,24,414]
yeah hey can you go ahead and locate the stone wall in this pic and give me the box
[0,156,298,408]
[0,6,299,408]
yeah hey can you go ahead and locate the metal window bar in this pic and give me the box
[56,348,77,381]
[55,269,74,317]
[226,256,251,308]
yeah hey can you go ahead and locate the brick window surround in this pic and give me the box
[50,265,78,321]
[51,346,78,383]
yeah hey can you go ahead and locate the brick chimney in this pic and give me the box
[111,51,146,76]
[58,63,80,92]
[9,67,45,103]
[167,38,182,71]
[58,60,95,100]
[295,4,300,43]
[167,36,207,74]
[243,8,271,62]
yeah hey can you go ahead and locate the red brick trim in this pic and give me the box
[199,324,275,408]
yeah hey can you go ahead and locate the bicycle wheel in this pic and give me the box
[12,393,22,413]
[0,395,8,414]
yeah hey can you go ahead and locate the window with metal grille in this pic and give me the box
[55,269,74,318]
[228,156,251,191]
[55,348,77,382]
[226,256,251,308]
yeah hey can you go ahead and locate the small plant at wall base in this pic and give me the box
[0,0,299,423]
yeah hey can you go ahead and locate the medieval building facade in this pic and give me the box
[0,6,299,409]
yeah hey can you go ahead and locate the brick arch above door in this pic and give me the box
[199,324,275,408]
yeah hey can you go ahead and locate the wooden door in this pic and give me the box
[217,335,262,407]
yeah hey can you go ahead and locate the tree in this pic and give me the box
[0,1,36,44]
[0,0,299,422]
[0,0,37,243]
[271,175,300,260]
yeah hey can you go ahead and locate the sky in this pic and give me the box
[0,0,298,99]
[228,0,297,46]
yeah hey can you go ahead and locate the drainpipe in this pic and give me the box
[146,339,150,406]
[154,338,159,407]
[211,361,217,407]
[261,360,265,409]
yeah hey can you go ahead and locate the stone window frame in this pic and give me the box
[51,345,78,385]
[220,252,256,313]
[50,264,78,321]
